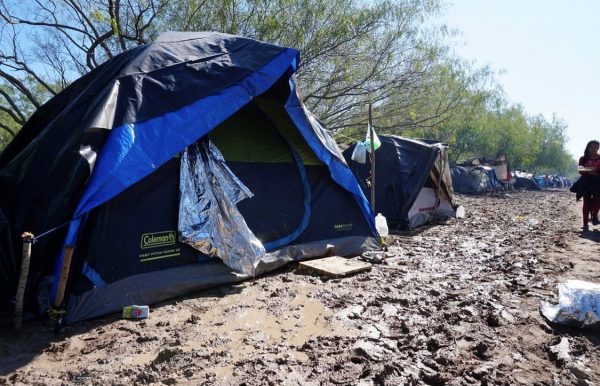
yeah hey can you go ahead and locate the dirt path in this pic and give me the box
[559,198,600,282]
[1,190,599,385]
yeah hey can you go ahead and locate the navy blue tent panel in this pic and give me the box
[231,163,372,243]
[451,166,502,194]
[72,158,207,291]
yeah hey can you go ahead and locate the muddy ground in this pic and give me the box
[1,190,599,385]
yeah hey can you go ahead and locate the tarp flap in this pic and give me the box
[431,143,455,204]
[178,140,265,276]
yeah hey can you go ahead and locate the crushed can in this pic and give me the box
[122,305,149,319]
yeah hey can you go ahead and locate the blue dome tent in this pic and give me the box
[0,32,378,324]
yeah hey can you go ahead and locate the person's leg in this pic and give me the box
[591,193,600,225]
[583,194,591,230]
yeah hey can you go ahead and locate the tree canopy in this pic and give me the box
[0,0,575,174]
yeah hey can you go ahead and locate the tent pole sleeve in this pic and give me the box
[54,245,75,307]
[13,232,34,330]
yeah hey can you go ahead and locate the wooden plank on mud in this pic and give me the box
[298,256,372,277]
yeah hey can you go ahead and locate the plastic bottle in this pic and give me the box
[375,213,389,237]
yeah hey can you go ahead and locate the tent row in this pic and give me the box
[451,167,543,193]
[0,32,460,324]
[451,156,570,194]
[535,175,573,189]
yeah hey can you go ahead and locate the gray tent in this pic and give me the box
[451,165,502,194]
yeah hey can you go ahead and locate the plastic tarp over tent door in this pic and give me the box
[178,140,265,276]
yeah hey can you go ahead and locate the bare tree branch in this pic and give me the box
[0,122,17,137]
[0,69,42,108]
[0,89,26,123]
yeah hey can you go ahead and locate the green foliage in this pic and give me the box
[0,109,20,150]
[0,0,574,175]
[160,0,447,130]
[422,96,574,174]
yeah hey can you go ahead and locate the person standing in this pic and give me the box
[570,140,600,231]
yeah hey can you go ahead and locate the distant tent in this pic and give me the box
[484,155,509,184]
[343,135,457,230]
[535,176,546,188]
[451,165,502,194]
[463,155,509,184]
[554,176,568,188]
[0,32,378,324]
[545,175,567,188]
[513,171,542,190]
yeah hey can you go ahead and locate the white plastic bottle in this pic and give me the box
[375,213,389,237]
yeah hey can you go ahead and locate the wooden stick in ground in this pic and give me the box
[14,232,34,330]
[54,245,75,308]
[368,103,376,213]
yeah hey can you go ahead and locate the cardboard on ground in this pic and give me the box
[298,256,372,277]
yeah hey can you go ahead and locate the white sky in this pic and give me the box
[438,0,600,158]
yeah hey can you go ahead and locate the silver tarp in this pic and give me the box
[540,280,600,328]
[178,140,265,276]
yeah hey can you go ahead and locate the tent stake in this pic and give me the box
[14,232,34,330]
[54,245,75,309]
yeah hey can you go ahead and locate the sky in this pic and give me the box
[437,0,600,158]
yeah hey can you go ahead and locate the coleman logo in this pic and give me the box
[334,223,353,231]
[141,231,176,249]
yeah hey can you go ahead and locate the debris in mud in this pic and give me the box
[161,376,177,385]
[548,337,571,365]
[567,362,591,381]
[185,314,201,324]
[417,361,444,386]
[136,335,158,343]
[153,347,184,365]
[360,251,386,264]
[472,341,492,360]
[540,280,600,328]
[298,256,372,277]
[353,340,386,361]
[486,312,501,327]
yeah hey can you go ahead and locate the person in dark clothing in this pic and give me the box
[570,140,600,231]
